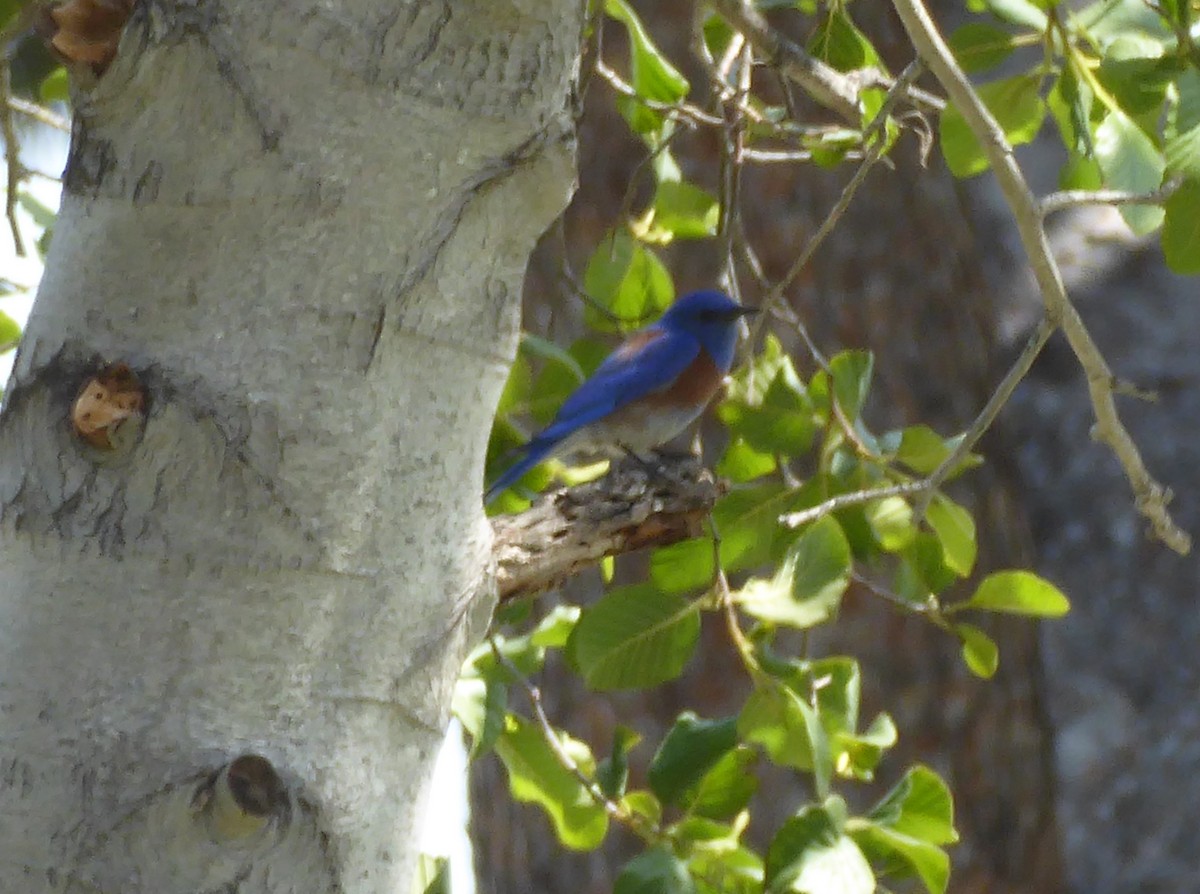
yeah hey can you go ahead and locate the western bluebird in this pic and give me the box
[486,290,756,503]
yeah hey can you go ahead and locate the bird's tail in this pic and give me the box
[484,439,553,505]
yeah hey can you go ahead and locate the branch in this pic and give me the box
[1039,181,1181,217]
[707,0,862,122]
[1,68,26,256]
[6,95,71,132]
[779,481,926,529]
[491,459,722,603]
[914,319,1055,519]
[892,0,1191,555]
[747,60,925,349]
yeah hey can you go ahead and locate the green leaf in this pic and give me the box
[857,765,957,894]
[623,790,664,828]
[766,804,874,894]
[1094,109,1166,234]
[806,656,861,736]
[411,854,451,894]
[808,7,881,72]
[981,0,1048,28]
[650,537,716,593]
[529,604,583,648]
[868,765,959,845]
[598,726,641,799]
[16,191,57,230]
[940,75,1047,178]
[894,425,980,475]
[962,570,1071,617]
[719,338,817,456]
[1059,150,1104,190]
[947,23,1016,73]
[736,515,851,629]
[829,350,873,421]
[1165,126,1200,182]
[716,437,777,483]
[689,841,763,894]
[897,532,959,600]
[718,361,817,457]
[0,310,22,348]
[739,683,833,796]
[583,230,675,332]
[850,823,950,894]
[606,0,690,135]
[521,333,586,382]
[38,67,69,104]
[836,713,898,781]
[634,180,720,242]
[686,746,759,820]
[1162,179,1200,274]
[955,622,999,678]
[615,847,697,894]
[451,671,508,756]
[649,714,739,806]
[712,481,810,572]
[567,584,701,690]
[495,715,609,850]
[865,496,915,551]
[1047,66,1094,156]
[925,495,976,577]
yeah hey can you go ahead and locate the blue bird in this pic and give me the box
[486,290,757,504]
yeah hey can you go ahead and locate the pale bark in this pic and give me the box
[0,2,582,891]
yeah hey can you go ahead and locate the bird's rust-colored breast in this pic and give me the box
[645,348,724,409]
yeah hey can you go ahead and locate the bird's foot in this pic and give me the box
[617,446,700,487]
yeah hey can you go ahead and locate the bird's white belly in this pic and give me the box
[556,404,703,459]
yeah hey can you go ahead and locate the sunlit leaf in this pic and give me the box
[765,803,874,894]
[584,230,675,332]
[495,715,609,850]
[1094,109,1166,234]
[954,622,999,678]
[940,75,1046,177]
[925,495,976,577]
[962,570,1070,617]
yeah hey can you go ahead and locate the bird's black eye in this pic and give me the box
[698,310,720,322]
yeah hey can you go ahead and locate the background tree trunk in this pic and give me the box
[473,3,1065,892]
[0,3,581,890]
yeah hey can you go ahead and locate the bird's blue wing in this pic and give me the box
[538,327,701,443]
[484,328,700,503]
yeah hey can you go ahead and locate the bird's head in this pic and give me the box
[658,290,757,371]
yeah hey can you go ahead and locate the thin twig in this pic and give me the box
[707,0,862,122]
[779,481,927,529]
[488,636,656,835]
[893,0,1190,554]
[850,570,946,626]
[1039,181,1181,217]
[913,319,1055,520]
[6,96,70,132]
[746,59,925,349]
[716,43,751,298]
[594,59,725,127]
[1,68,27,257]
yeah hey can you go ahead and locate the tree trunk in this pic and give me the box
[0,3,581,890]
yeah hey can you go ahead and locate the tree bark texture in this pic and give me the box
[0,3,581,891]
[472,3,1065,893]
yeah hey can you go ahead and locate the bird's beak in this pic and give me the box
[733,306,759,317]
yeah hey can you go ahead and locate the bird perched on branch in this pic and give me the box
[486,290,757,504]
